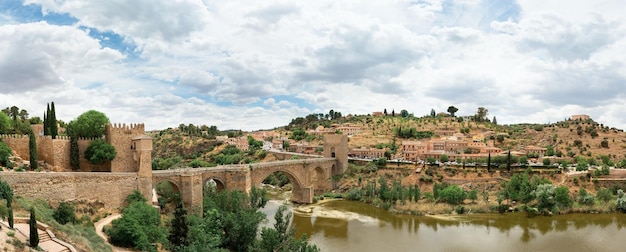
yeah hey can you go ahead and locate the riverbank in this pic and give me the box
[329,163,626,216]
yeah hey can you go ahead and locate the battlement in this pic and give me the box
[0,134,28,139]
[106,123,145,134]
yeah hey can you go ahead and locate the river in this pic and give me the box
[276,200,626,252]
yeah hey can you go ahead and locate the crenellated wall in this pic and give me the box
[0,123,147,172]
[106,123,146,173]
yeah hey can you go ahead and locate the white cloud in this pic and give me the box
[2,0,626,131]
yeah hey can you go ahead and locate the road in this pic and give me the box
[94,213,135,252]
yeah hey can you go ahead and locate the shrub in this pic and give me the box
[436,185,466,205]
[616,190,626,213]
[596,188,613,203]
[53,202,77,225]
[84,139,117,165]
[577,188,595,206]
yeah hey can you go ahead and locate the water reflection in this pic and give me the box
[292,200,626,252]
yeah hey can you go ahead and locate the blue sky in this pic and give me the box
[1,0,625,131]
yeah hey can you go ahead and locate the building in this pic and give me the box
[523,145,547,156]
[349,147,387,159]
[572,114,590,121]
[400,141,427,162]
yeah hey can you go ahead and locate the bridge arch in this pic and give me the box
[203,177,226,193]
[253,168,305,192]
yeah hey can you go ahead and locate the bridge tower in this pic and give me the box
[323,134,348,176]
[131,134,154,201]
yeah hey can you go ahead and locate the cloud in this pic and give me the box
[3,0,626,132]
[27,0,207,42]
[0,22,124,93]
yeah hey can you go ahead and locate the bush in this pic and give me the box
[344,188,363,201]
[596,188,613,203]
[53,202,77,225]
[616,190,626,213]
[436,185,466,205]
[106,201,165,251]
[84,139,117,165]
[577,188,595,206]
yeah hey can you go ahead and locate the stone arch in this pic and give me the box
[254,168,305,202]
[153,179,181,211]
[203,177,226,193]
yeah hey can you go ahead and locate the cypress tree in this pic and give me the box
[50,102,58,139]
[507,150,512,172]
[8,207,13,229]
[29,131,37,170]
[29,207,39,247]
[168,196,189,248]
[487,152,491,173]
[70,136,80,170]
[43,110,48,136]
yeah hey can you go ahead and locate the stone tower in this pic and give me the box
[106,123,146,172]
[323,134,348,176]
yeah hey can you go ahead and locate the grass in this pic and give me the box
[13,197,113,252]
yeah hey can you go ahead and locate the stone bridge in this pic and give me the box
[153,158,339,212]
[152,134,348,213]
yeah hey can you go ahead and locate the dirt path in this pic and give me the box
[94,214,135,252]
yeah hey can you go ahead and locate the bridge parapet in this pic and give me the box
[152,158,339,213]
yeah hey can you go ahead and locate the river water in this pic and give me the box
[281,200,626,252]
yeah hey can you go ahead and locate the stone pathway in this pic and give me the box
[1,219,76,252]
[94,214,134,252]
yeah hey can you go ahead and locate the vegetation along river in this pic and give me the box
[278,199,626,252]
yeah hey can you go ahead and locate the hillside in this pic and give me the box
[150,114,626,169]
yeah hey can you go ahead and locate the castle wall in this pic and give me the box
[0,172,152,209]
[106,123,145,173]
[0,135,29,162]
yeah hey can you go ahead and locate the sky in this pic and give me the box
[1,0,625,131]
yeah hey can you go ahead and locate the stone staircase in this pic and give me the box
[38,229,52,243]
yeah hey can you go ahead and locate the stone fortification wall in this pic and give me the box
[106,123,145,172]
[0,172,152,209]
[0,135,105,172]
[0,135,29,161]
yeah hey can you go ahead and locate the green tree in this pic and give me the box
[430,109,436,117]
[447,106,458,117]
[29,131,38,170]
[616,189,626,213]
[49,102,58,139]
[440,154,449,163]
[0,179,14,228]
[67,110,110,138]
[400,109,409,117]
[0,112,10,134]
[474,107,488,122]
[0,141,12,167]
[545,145,555,156]
[69,136,80,170]
[106,197,166,251]
[437,185,466,205]
[84,139,117,165]
[29,208,39,248]
[257,205,319,252]
[577,188,595,206]
[534,184,555,213]
[468,189,478,203]
[53,202,77,225]
[492,116,497,125]
[543,158,551,166]
[596,188,613,203]
[554,186,573,209]
[169,196,189,249]
[204,189,267,252]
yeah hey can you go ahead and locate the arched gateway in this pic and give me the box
[151,134,348,213]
